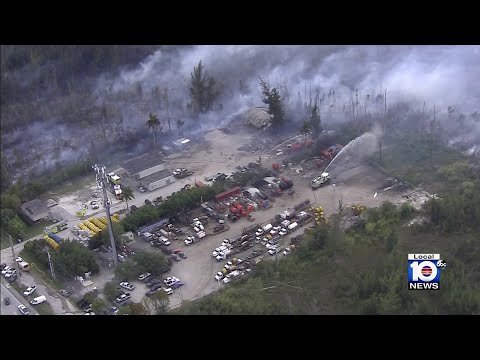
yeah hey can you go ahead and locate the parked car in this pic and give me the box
[170,254,181,262]
[138,272,152,281]
[279,228,288,236]
[15,256,23,263]
[150,283,164,291]
[179,252,187,259]
[184,236,194,246]
[4,297,10,305]
[120,282,135,291]
[224,261,234,270]
[161,238,171,246]
[5,269,17,279]
[18,304,30,315]
[138,186,147,193]
[23,286,37,296]
[1,265,12,275]
[0,263,7,271]
[90,201,99,209]
[109,306,119,315]
[8,273,17,282]
[214,272,224,281]
[163,288,173,295]
[59,289,71,297]
[116,293,131,303]
[161,248,173,255]
[145,278,162,287]
[145,288,162,296]
[170,281,184,289]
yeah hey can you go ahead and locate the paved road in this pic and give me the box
[1,282,38,315]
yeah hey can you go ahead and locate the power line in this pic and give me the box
[92,164,118,267]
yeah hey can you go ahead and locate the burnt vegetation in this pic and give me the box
[1,45,480,314]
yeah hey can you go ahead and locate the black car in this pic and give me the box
[145,288,162,296]
[161,248,172,255]
[159,266,171,274]
[179,252,187,259]
[170,254,181,262]
[141,274,153,283]
[0,263,6,271]
[146,278,162,287]
[150,283,164,291]
[4,297,10,305]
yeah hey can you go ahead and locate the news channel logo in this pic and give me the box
[408,254,447,290]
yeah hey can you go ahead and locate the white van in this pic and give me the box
[30,295,47,305]
[262,224,273,232]
[287,222,298,231]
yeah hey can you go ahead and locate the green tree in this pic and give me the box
[103,281,119,303]
[133,250,169,275]
[115,258,139,281]
[189,60,220,118]
[1,193,21,211]
[118,306,132,315]
[146,112,161,153]
[129,302,148,315]
[52,240,99,278]
[150,290,170,314]
[259,76,285,127]
[120,186,135,210]
[91,298,106,314]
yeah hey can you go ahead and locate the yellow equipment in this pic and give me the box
[43,235,59,250]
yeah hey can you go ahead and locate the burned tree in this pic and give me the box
[309,103,322,143]
[188,60,220,118]
[259,76,285,127]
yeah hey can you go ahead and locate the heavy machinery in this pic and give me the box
[311,172,331,189]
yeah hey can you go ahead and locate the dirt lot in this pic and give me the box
[12,126,428,314]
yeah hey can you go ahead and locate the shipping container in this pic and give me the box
[215,186,241,202]
[48,233,63,244]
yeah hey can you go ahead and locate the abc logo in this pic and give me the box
[437,260,447,270]
[410,261,438,282]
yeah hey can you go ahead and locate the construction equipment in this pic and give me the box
[311,172,331,189]
[349,204,367,216]
[44,221,69,234]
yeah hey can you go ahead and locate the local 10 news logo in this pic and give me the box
[408,254,447,290]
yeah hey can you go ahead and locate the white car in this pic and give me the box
[161,237,171,246]
[23,286,37,296]
[90,201,99,209]
[224,261,233,270]
[214,272,224,281]
[184,236,195,246]
[138,273,151,281]
[222,275,232,284]
[255,229,264,236]
[1,266,12,275]
[17,304,30,315]
[120,282,135,291]
[115,293,131,303]
[279,228,288,236]
[270,229,278,236]
[16,256,23,263]
[5,269,17,279]
[265,243,277,250]
[164,288,173,295]
[164,276,179,286]
[276,150,283,156]
[222,239,230,246]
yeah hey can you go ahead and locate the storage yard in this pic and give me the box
[2,125,429,313]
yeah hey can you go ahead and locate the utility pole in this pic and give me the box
[7,233,21,285]
[46,247,56,280]
[93,164,118,267]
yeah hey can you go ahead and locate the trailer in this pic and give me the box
[44,220,69,234]
[47,232,63,244]
[212,224,230,234]
[215,187,242,202]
